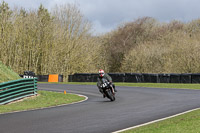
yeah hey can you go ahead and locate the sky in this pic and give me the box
[3,0,200,35]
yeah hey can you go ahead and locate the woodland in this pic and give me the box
[0,1,200,81]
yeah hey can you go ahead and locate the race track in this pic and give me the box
[1,83,200,133]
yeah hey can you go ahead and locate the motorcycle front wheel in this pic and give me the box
[106,89,115,101]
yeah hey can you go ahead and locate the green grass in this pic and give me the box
[0,90,85,114]
[115,82,200,90]
[0,61,21,83]
[123,109,200,133]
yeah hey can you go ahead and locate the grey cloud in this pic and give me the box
[4,0,200,34]
[77,0,200,34]
[5,0,48,9]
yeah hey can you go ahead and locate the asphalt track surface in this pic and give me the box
[1,84,200,133]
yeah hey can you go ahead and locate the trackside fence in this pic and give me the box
[68,73,200,83]
[0,78,37,105]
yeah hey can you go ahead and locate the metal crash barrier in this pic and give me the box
[0,78,37,105]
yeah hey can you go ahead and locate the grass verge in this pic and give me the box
[115,82,200,90]
[0,90,85,114]
[122,108,200,133]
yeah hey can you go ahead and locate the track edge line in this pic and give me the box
[112,107,200,133]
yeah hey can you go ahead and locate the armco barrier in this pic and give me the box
[0,78,37,105]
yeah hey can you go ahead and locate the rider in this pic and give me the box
[97,69,117,97]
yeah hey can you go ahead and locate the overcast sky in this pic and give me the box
[3,0,200,35]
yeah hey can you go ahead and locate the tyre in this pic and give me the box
[107,89,115,101]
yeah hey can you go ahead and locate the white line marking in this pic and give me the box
[112,107,200,133]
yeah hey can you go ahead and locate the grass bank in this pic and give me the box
[0,90,85,114]
[0,61,21,83]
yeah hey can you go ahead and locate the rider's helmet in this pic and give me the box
[99,69,105,78]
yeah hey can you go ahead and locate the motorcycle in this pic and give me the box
[100,78,115,101]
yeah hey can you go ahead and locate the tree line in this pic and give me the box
[1,1,200,81]
[103,17,200,74]
[0,1,102,81]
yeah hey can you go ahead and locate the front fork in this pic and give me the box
[111,87,115,95]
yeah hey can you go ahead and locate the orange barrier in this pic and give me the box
[48,74,59,82]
